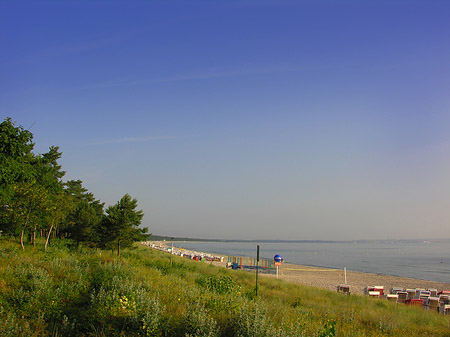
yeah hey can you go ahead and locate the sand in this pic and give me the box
[209,258,450,295]
[260,262,450,295]
[147,242,450,295]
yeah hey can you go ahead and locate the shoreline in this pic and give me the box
[143,241,450,295]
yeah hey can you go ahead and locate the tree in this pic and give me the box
[5,181,48,250]
[0,118,36,216]
[98,194,147,256]
[63,180,104,248]
[34,145,65,194]
[0,118,69,247]
[44,190,74,250]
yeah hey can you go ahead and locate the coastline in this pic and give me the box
[144,241,450,295]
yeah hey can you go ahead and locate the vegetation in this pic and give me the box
[1,238,449,336]
[2,117,450,336]
[0,117,148,254]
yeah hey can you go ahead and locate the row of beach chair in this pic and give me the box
[365,286,450,314]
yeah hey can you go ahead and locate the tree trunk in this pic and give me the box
[20,212,30,251]
[20,230,25,251]
[33,226,36,247]
[118,239,121,257]
[45,223,54,251]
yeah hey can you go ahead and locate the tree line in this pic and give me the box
[0,117,149,255]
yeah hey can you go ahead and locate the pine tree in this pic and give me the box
[99,194,147,256]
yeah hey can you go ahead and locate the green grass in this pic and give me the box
[1,238,449,336]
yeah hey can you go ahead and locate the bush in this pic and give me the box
[224,301,283,337]
[2,239,450,336]
[183,301,220,337]
[0,306,44,337]
[196,274,238,295]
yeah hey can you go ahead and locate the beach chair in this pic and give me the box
[386,294,398,303]
[337,284,350,295]
[419,291,431,304]
[397,291,408,304]
[374,286,384,296]
[406,289,415,300]
[427,297,439,312]
[428,289,438,297]
[438,290,450,295]
[365,286,382,298]
[414,288,425,299]
[368,291,381,298]
[440,304,450,315]
[409,299,423,307]
[438,295,450,313]
[439,295,450,305]
[364,286,372,295]
[390,287,403,294]
[439,295,450,309]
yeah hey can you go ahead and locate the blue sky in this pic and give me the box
[2,0,450,240]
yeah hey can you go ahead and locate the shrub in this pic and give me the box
[89,266,163,336]
[196,274,237,295]
[231,301,279,337]
[183,301,220,337]
[0,306,46,337]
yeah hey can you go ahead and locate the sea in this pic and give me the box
[175,239,450,284]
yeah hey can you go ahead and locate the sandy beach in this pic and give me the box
[215,261,450,295]
[146,241,450,296]
[209,259,450,295]
[261,262,450,295]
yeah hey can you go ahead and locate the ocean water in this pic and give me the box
[175,240,450,283]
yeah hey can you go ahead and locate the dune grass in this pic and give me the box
[0,238,449,336]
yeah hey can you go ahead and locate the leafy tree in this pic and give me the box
[0,118,70,248]
[0,118,35,208]
[5,181,48,250]
[44,190,74,250]
[98,194,147,256]
[1,117,150,254]
[33,146,69,248]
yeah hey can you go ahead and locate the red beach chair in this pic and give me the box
[409,299,423,307]
[337,285,350,295]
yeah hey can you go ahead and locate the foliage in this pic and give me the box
[1,238,450,336]
[0,117,35,194]
[0,117,145,252]
[196,273,238,295]
[63,180,104,247]
[318,320,336,337]
[98,194,147,256]
[6,182,47,229]
[0,118,67,246]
